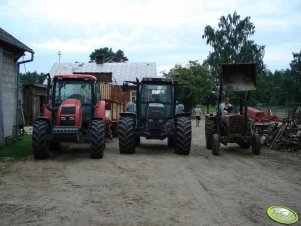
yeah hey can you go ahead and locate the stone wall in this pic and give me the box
[1,50,17,140]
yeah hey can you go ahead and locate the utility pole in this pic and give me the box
[58,51,61,63]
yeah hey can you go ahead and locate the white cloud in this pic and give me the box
[1,0,300,74]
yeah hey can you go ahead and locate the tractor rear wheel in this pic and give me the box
[174,117,191,155]
[119,117,136,154]
[205,118,216,149]
[32,120,50,159]
[90,120,105,159]
[251,134,261,155]
[212,134,220,156]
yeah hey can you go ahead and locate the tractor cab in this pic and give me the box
[139,77,175,120]
[51,74,100,128]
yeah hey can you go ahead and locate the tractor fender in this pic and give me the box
[34,116,51,126]
[94,100,106,120]
[120,112,136,118]
[42,104,52,121]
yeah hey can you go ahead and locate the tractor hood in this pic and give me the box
[221,63,256,91]
[56,99,82,127]
[147,103,165,118]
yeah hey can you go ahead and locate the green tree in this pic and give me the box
[89,47,128,63]
[290,51,301,104]
[267,52,301,106]
[202,12,265,79]
[249,71,271,105]
[162,61,214,110]
[290,50,301,75]
[20,71,47,85]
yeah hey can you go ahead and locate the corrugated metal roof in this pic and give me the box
[0,27,34,53]
[49,62,157,85]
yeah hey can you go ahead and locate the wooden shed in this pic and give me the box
[21,84,47,125]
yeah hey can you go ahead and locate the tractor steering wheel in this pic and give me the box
[69,94,84,103]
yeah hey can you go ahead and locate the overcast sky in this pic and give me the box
[1,0,300,75]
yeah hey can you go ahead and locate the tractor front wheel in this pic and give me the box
[212,134,220,156]
[174,117,191,155]
[118,117,136,154]
[90,120,105,159]
[205,118,216,149]
[32,120,50,159]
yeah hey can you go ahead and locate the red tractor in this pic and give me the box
[205,63,261,155]
[32,74,106,159]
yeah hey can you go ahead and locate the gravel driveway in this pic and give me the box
[0,119,300,226]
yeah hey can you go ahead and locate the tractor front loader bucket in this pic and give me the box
[221,63,256,91]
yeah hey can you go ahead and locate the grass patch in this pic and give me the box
[0,136,73,161]
[0,135,33,161]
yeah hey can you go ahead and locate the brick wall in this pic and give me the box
[1,50,17,139]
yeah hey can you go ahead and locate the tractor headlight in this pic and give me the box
[69,116,75,120]
[61,116,66,120]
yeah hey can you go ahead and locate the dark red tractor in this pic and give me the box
[205,63,261,155]
[32,74,106,159]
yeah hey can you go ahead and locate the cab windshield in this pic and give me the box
[141,84,172,103]
[140,83,173,117]
[54,80,92,105]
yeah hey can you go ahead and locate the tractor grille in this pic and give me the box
[148,120,164,129]
[148,107,165,118]
[60,118,75,126]
[61,106,76,114]
[52,126,80,135]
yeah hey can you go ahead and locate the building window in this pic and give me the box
[130,90,136,103]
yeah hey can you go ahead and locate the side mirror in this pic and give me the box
[122,82,129,91]
[46,74,51,103]
[183,86,190,95]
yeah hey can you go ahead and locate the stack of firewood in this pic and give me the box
[262,107,301,152]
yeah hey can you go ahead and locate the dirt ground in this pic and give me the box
[0,119,300,226]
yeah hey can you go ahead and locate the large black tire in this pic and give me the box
[205,118,217,149]
[32,120,50,159]
[251,134,261,155]
[212,134,220,156]
[174,117,191,155]
[118,117,136,154]
[90,120,105,159]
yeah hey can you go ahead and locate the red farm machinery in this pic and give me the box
[32,74,124,159]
